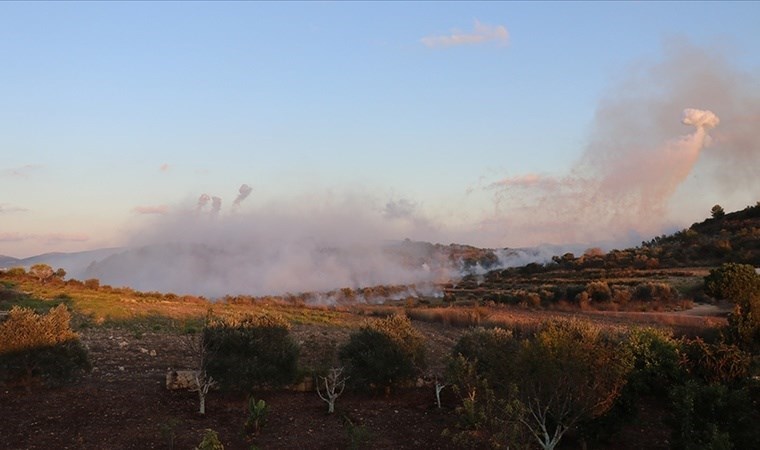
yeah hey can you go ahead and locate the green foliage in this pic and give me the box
[195,429,224,450]
[339,314,425,391]
[343,415,372,450]
[704,263,760,302]
[450,327,517,392]
[586,281,612,303]
[0,304,90,385]
[726,293,760,353]
[29,264,54,284]
[447,319,632,450]
[632,282,680,303]
[711,204,726,219]
[4,267,26,277]
[203,313,299,391]
[704,264,760,352]
[669,380,760,450]
[679,337,751,385]
[244,396,268,435]
[444,355,529,449]
[625,327,685,395]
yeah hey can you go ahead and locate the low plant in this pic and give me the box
[195,429,224,450]
[343,415,371,450]
[244,396,268,435]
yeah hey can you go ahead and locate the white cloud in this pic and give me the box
[421,20,509,48]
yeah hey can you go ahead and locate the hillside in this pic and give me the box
[447,203,760,310]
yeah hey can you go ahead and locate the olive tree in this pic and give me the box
[512,320,633,450]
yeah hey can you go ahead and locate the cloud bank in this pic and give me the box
[421,20,509,48]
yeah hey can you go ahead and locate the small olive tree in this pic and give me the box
[339,314,425,392]
[511,320,632,450]
[317,367,348,413]
[0,304,89,385]
[704,263,760,303]
[203,312,299,391]
[704,263,760,352]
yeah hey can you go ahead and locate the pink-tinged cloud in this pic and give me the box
[159,163,170,172]
[421,20,509,48]
[41,233,90,243]
[0,232,89,243]
[133,205,170,215]
[0,232,25,242]
[1,164,43,178]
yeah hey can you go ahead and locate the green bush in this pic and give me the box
[632,282,680,303]
[195,429,224,450]
[704,263,760,302]
[669,380,760,450]
[339,314,425,391]
[625,327,684,395]
[444,355,528,449]
[450,327,517,393]
[0,304,90,386]
[203,313,299,391]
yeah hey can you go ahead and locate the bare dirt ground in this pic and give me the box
[1,305,712,449]
[0,324,461,450]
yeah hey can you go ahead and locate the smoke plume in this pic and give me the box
[196,194,211,211]
[484,39,760,248]
[233,184,253,207]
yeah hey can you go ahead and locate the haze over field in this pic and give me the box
[1,3,759,295]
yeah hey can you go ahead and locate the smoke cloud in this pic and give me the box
[196,194,211,211]
[211,196,222,215]
[484,39,760,248]
[233,184,253,207]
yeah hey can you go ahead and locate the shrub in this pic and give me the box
[704,263,760,302]
[0,304,90,386]
[669,380,760,450]
[586,281,612,303]
[339,314,425,391]
[195,429,224,450]
[632,282,680,303]
[444,355,528,449]
[679,338,751,385]
[625,328,684,395]
[244,396,268,435]
[450,327,517,392]
[203,313,299,391]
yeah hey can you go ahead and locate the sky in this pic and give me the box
[2,1,760,259]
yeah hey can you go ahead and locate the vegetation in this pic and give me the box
[244,396,268,435]
[1,202,759,448]
[195,429,224,450]
[339,314,426,391]
[0,304,90,386]
[203,313,300,391]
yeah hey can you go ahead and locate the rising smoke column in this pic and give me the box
[211,196,222,215]
[233,184,253,208]
[196,194,211,211]
[486,107,721,246]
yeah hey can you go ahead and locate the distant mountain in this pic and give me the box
[6,248,123,280]
[0,255,20,268]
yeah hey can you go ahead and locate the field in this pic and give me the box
[0,268,734,449]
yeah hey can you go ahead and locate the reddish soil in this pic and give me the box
[0,310,693,449]
[0,325,460,450]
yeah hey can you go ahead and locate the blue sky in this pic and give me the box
[2,2,759,258]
